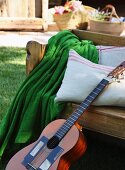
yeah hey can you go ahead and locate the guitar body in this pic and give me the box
[6,61,125,170]
[6,119,87,170]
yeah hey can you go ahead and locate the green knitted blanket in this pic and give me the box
[0,30,99,158]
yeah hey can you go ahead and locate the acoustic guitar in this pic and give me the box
[6,61,125,170]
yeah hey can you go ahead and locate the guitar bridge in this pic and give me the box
[22,136,64,170]
[26,163,37,170]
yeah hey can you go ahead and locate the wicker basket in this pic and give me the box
[89,19,125,35]
[89,4,125,35]
[53,5,94,30]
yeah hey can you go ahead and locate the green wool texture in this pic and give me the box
[0,30,99,158]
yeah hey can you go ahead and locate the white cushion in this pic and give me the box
[97,45,125,67]
[55,50,125,107]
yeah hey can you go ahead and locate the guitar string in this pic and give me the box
[55,79,108,139]
[28,137,59,169]
[28,79,109,169]
[28,69,125,169]
[29,145,50,169]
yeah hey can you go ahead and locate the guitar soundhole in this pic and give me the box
[47,136,60,149]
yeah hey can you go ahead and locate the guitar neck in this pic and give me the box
[55,78,109,140]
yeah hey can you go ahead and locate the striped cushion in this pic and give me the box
[97,46,125,67]
[55,50,125,107]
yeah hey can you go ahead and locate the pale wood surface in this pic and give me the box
[0,0,8,17]
[42,0,48,22]
[28,0,35,17]
[0,18,46,31]
[26,30,125,140]
[7,0,28,17]
[0,0,49,31]
[72,29,125,46]
[0,0,48,18]
[0,0,28,17]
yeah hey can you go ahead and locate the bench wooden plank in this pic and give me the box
[64,105,125,139]
[26,30,125,140]
[72,29,125,46]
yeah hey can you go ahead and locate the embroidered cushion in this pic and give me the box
[55,50,125,107]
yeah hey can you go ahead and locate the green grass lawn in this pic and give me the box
[0,47,26,169]
[0,47,125,170]
[0,47,26,123]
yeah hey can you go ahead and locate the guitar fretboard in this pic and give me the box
[55,78,109,140]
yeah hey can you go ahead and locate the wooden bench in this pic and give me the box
[26,30,125,142]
